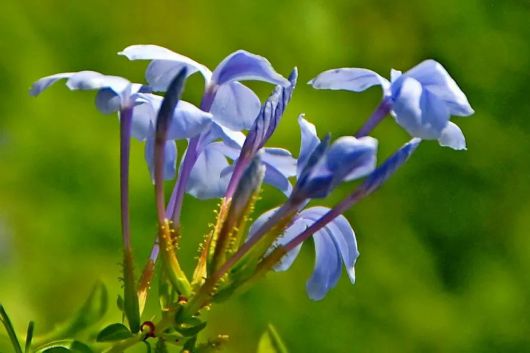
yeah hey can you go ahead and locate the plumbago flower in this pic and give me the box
[248,116,376,300]
[14,48,475,353]
[310,60,474,149]
[29,70,213,179]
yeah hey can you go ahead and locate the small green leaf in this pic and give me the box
[154,338,168,353]
[96,323,133,342]
[0,304,23,353]
[33,282,108,346]
[257,324,289,353]
[25,321,35,353]
[175,317,207,337]
[116,295,124,312]
[35,339,92,353]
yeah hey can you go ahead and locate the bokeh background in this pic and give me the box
[1,0,529,352]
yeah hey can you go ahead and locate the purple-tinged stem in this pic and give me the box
[119,105,141,332]
[120,106,134,250]
[224,153,251,199]
[282,138,421,253]
[169,85,218,225]
[355,97,392,138]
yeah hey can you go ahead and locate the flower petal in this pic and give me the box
[438,121,467,150]
[306,228,342,301]
[186,144,232,199]
[145,137,177,181]
[95,88,121,114]
[391,77,425,137]
[30,72,74,96]
[302,207,358,284]
[210,81,261,131]
[262,148,297,177]
[405,60,474,116]
[169,100,213,139]
[66,71,130,93]
[326,136,378,183]
[119,44,212,85]
[211,50,289,86]
[297,115,320,175]
[309,68,390,94]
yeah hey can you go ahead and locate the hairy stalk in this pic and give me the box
[119,106,140,333]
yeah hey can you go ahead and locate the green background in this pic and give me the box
[1,0,529,352]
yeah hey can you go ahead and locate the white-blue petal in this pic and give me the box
[210,81,261,131]
[169,101,213,139]
[438,122,467,150]
[119,44,212,84]
[66,71,130,94]
[30,72,74,96]
[391,77,425,137]
[186,144,231,199]
[211,50,289,87]
[309,68,390,94]
[405,60,474,116]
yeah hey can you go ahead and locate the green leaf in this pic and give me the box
[25,321,35,353]
[154,338,168,353]
[175,317,207,337]
[0,304,23,353]
[35,339,92,353]
[257,324,289,353]
[33,282,108,346]
[96,323,133,342]
[116,295,124,312]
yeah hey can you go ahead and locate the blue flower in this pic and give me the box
[30,70,213,180]
[120,45,289,131]
[250,206,358,300]
[293,116,378,200]
[185,126,297,199]
[310,60,474,149]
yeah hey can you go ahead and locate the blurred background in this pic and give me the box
[1,0,529,352]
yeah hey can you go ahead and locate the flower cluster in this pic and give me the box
[29,45,473,351]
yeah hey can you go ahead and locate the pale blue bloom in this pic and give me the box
[310,60,474,149]
[120,45,289,131]
[250,206,358,300]
[30,70,213,180]
[185,129,297,199]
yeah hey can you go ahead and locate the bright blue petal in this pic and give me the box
[297,115,320,175]
[145,136,177,181]
[272,219,306,271]
[326,136,378,182]
[306,228,342,301]
[210,81,261,131]
[211,50,289,86]
[186,143,231,199]
[405,60,474,116]
[418,89,451,138]
[309,68,390,94]
[438,122,466,150]
[302,207,358,284]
